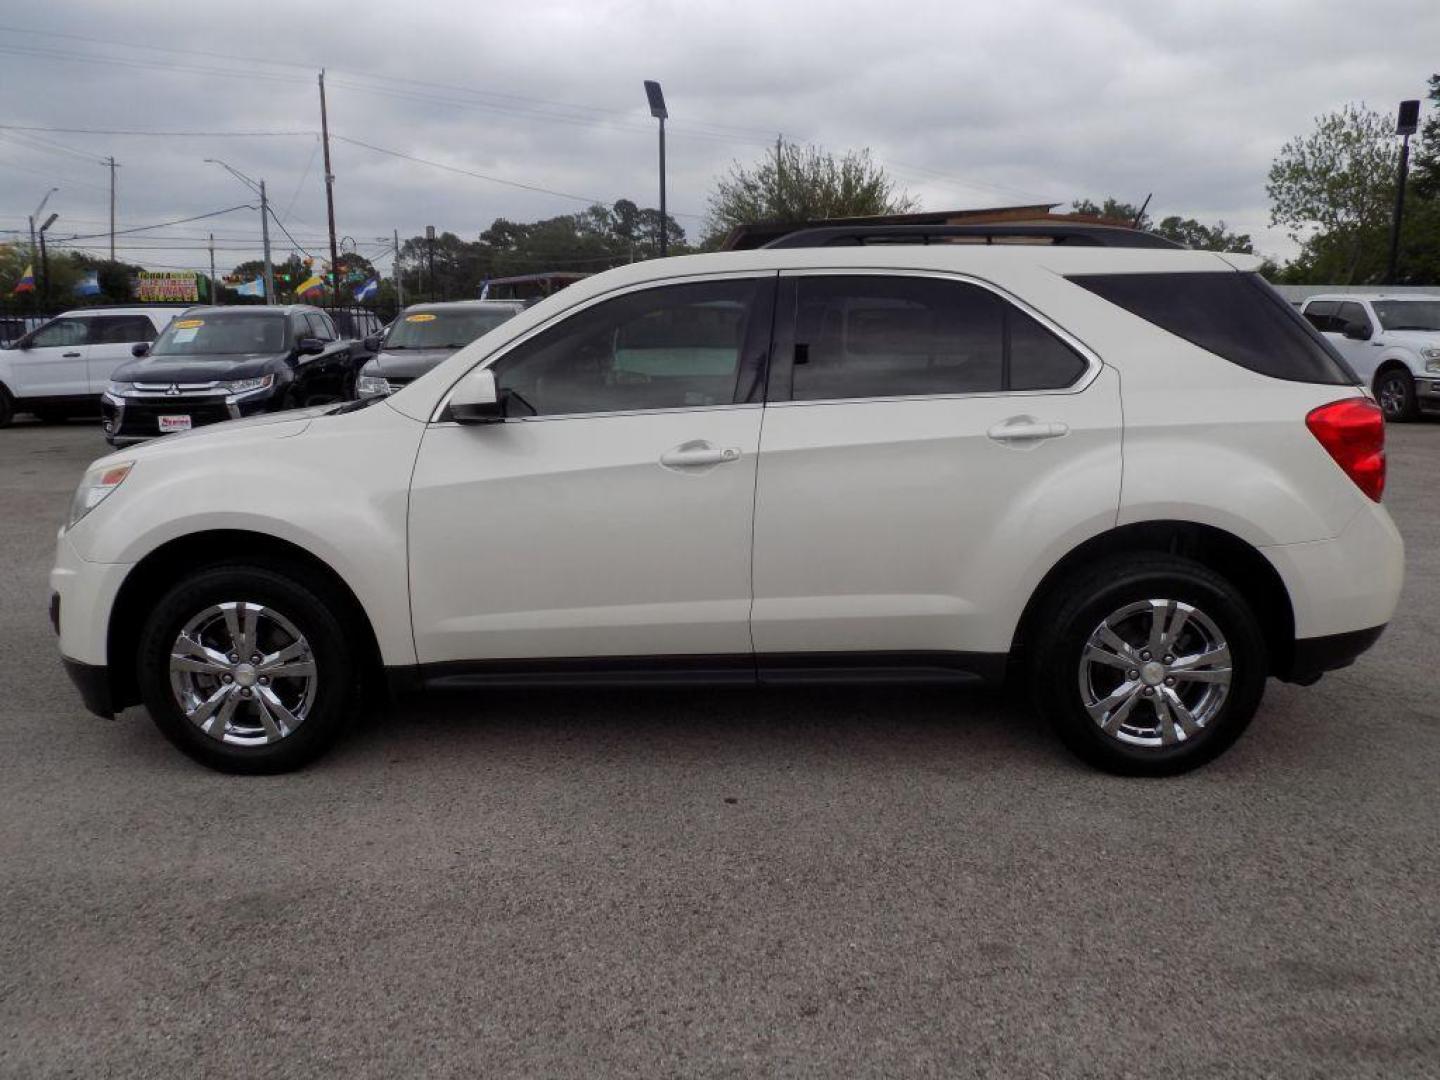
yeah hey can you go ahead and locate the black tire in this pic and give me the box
[1029,555,1267,776]
[33,408,68,424]
[1375,367,1419,422]
[137,563,358,773]
[0,386,13,428]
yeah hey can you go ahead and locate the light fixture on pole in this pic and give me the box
[29,186,58,270]
[644,80,668,257]
[204,158,275,303]
[1386,99,1421,285]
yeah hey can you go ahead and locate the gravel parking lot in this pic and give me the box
[2,419,1438,1078]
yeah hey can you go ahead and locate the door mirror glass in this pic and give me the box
[297,336,327,355]
[449,368,505,423]
[1342,320,1371,341]
[131,342,150,358]
[363,333,383,353]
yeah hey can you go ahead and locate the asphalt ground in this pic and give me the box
[2,418,1438,1078]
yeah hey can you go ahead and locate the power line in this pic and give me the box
[57,204,254,242]
[0,123,315,138]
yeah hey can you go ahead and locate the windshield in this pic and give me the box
[1372,300,1440,332]
[385,308,517,349]
[150,312,289,356]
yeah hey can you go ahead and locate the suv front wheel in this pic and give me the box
[137,564,357,773]
[1031,555,1267,775]
[1375,368,1418,422]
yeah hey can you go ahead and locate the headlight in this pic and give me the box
[356,374,392,398]
[67,462,133,530]
[223,374,274,395]
[1422,346,1440,372]
[105,381,132,398]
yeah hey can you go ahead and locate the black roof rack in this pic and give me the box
[762,223,1183,250]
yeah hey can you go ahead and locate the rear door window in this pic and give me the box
[1334,302,1371,335]
[1068,271,1357,385]
[1303,301,1340,333]
[89,315,159,344]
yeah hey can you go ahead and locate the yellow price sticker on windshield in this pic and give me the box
[405,313,437,322]
[174,319,205,329]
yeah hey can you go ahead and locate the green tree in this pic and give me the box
[1070,197,1151,228]
[1152,217,1254,253]
[1266,103,1398,284]
[703,138,916,247]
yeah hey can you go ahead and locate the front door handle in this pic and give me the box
[987,417,1069,443]
[659,441,742,469]
[62,351,82,358]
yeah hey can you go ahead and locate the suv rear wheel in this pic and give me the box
[1375,367,1418,422]
[1030,555,1267,775]
[137,564,357,773]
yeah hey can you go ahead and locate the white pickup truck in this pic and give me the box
[0,307,181,427]
[1300,293,1440,421]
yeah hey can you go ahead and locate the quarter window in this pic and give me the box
[492,279,762,417]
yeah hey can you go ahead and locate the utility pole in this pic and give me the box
[319,70,341,300]
[260,179,275,303]
[426,225,436,301]
[1386,99,1421,285]
[208,233,217,306]
[393,228,404,308]
[105,156,119,262]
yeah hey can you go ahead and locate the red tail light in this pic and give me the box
[1306,398,1386,502]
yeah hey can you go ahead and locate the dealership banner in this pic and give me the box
[137,271,201,303]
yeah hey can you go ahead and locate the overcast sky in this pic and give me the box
[1,0,1435,277]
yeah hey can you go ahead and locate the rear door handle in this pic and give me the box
[62,351,82,358]
[660,441,742,469]
[987,418,1069,443]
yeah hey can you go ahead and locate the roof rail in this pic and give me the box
[762,223,1183,250]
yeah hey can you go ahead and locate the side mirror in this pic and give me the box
[1343,321,1372,341]
[297,336,326,355]
[131,342,150,358]
[363,333,383,353]
[449,368,506,424]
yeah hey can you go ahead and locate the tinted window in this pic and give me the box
[1334,302,1371,334]
[1303,301,1340,333]
[29,318,88,348]
[1009,307,1087,390]
[493,279,760,417]
[387,307,520,349]
[1069,272,1356,385]
[89,315,157,344]
[788,277,1004,400]
[305,312,335,341]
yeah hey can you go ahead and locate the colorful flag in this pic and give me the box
[295,274,325,297]
[233,276,265,298]
[354,277,378,302]
[12,264,35,294]
[478,278,490,300]
[73,269,101,297]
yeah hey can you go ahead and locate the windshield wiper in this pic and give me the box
[329,396,383,415]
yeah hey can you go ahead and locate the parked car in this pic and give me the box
[0,307,179,427]
[1299,293,1440,421]
[354,300,526,398]
[100,305,360,445]
[52,225,1402,776]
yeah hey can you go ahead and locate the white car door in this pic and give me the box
[750,271,1123,675]
[84,314,162,393]
[407,275,775,670]
[9,316,90,400]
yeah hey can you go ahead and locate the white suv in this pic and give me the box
[1299,293,1440,421]
[0,307,179,426]
[50,226,1404,776]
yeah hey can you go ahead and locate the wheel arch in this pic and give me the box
[106,529,385,711]
[1010,520,1298,680]
[1372,357,1416,391]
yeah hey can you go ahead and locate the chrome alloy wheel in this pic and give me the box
[168,601,318,746]
[1078,599,1233,749]
[1377,375,1408,419]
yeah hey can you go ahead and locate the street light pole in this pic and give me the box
[28,186,58,270]
[37,212,58,307]
[205,159,275,303]
[644,80,669,257]
[1386,99,1421,286]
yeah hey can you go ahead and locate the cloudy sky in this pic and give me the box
[1,0,1435,277]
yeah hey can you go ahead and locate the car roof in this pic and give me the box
[404,300,526,312]
[1303,294,1439,303]
[56,306,182,317]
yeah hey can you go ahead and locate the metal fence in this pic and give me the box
[0,298,400,348]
